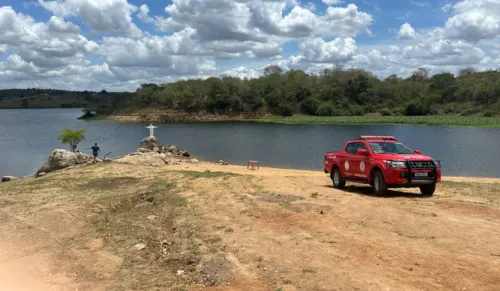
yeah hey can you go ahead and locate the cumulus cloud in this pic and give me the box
[444,0,500,42]
[397,22,417,40]
[0,6,97,67]
[1,0,499,90]
[299,37,357,63]
[47,16,80,34]
[316,4,373,37]
[38,0,142,36]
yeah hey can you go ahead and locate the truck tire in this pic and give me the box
[420,183,436,196]
[372,170,388,196]
[332,167,346,189]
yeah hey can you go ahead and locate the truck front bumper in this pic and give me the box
[385,167,441,187]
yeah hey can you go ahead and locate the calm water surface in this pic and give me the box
[0,109,499,178]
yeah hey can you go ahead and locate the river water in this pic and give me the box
[0,108,499,178]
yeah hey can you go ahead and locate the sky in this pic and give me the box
[1,0,499,92]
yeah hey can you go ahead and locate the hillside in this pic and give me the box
[1,161,499,290]
[107,66,500,119]
[0,89,114,109]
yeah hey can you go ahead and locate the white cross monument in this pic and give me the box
[146,124,158,138]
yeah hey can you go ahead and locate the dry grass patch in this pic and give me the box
[88,179,232,290]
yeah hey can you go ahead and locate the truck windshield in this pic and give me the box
[369,142,415,154]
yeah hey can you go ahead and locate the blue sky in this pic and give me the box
[1,0,499,91]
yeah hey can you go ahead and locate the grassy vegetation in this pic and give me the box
[252,115,500,127]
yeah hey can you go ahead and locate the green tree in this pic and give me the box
[58,129,86,152]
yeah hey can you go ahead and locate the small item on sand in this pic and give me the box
[1,176,18,182]
[133,243,146,250]
[247,160,259,170]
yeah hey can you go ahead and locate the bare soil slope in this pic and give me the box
[0,162,499,291]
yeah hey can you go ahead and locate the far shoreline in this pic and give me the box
[82,112,500,128]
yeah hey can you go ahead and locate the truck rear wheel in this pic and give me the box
[332,167,346,189]
[420,183,436,196]
[372,170,388,196]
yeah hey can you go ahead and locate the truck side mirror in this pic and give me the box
[414,150,421,154]
[358,149,368,156]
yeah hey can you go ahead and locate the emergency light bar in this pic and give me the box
[358,135,397,140]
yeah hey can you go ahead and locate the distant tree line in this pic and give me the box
[3,66,500,117]
[0,88,115,110]
[110,66,500,117]
[0,88,111,101]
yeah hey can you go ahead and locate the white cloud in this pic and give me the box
[305,2,316,11]
[316,4,373,37]
[299,37,357,63]
[442,3,452,12]
[0,44,7,55]
[397,22,417,40]
[2,0,500,91]
[38,0,143,36]
[322,0,343,5]
[444,0,500,42]
[137,4,153,24]
[0,6,97,66]
[221,66,260,79]
[47,16,80,34]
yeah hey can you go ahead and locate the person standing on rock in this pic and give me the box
[91,143,101,163]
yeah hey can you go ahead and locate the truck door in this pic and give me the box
[341,142,358,178]
[351,142,369,180]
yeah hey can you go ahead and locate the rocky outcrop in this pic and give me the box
[115,151,199,167]
[36,149,91,176]
[138,136,162,153]
[136,136,189,158]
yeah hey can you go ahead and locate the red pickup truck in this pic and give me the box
[324,135,441,196]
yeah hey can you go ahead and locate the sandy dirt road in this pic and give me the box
[0,162,499,291]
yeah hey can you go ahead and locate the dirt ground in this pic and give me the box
[0,161,499,291]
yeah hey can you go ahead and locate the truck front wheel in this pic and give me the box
[332,167,346,189]
[420,184,436,196]
[372,170,388,196]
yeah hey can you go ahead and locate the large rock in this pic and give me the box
[138,136,162,153]
[36,149,90,176]
[165,145,181,155]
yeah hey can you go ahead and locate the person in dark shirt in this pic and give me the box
[91,143,100,163]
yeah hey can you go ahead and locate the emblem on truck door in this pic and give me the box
[360,161,365,172]
[344,160,350,171]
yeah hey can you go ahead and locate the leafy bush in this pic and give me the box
[460,108,480,116]
[278,104,294,117]
[484,110,496,117]
[380,108,392,116]
[58,128,86,152]
[300,97,319,115]
[405,102,431,116]
[316,103,334,116]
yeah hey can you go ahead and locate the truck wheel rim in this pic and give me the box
[334,172,339,185]
[374,177,379,191]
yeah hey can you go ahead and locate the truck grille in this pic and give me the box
[408,161,434,169]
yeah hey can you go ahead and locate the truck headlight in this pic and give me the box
[386,160,407,169]
[432,159,441,168]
